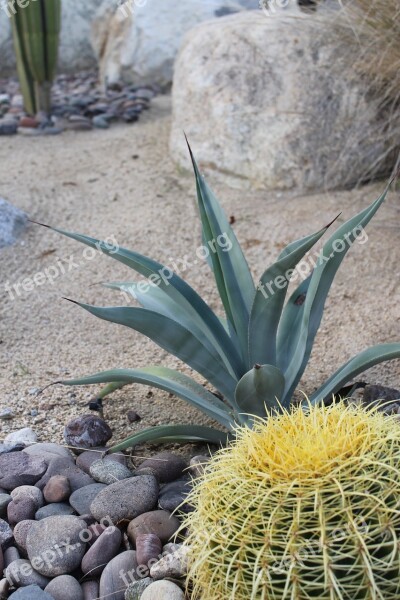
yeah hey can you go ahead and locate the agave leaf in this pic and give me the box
[235,364,286,422]
[59,367,235,429]
[105,281,238,378]
[44,225,244,377]
[248,222,334,367]
[282,185,390,403]
[109,425,230,453]
[186,140,255,358]
[67,300,238,403]
[310,343,400,404]
[276,275,312,373]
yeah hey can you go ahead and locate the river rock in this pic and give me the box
[35,503,75,520]
[0,198,27,248]
[0,453,46,490]
[99,550,137,600]
[0,518,13,549]
[26,516,87,576]
[35,457,94,492]
[11,486,44,509]
[76,448,127,475]
[189,455,211,478]
[13,520,35,554]
[135,452,187,483]
[4,429,37,447]
[158,479,192,513]
[90,459,132,484]
[23,443,74,463]
[141,580,184,600]
[0,493,11,517]
[44,575,84,600]
[69,483,107,516]
[136,534,162,571]
[127,510,180,545]
[81,526,122,577]
[5,559,50,589]
[149,544,189,580]
[170,10,396,191]
[82,580,99,600]
[7,498,37,526]
[8,585,55,599]
[43,476,71,503]
[90,475,158,523]
[64,415,112,449]
[124,577,153,600]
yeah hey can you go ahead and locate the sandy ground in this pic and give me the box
[0,95,399,453]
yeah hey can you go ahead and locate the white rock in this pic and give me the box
[141,580,184,600]
[170,11,394,191]
[91,0,246,88]
[150,544,189,580]
[4,428,37,447]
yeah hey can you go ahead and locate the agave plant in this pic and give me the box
[47,143,400,452]
[10,0,61,115]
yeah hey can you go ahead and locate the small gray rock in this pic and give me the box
[141,580,184,600]
[5,559,50,589]
[364,384,400,407]
[45,575,84,600]
[0,198,27,248]
[149,544,189,580]
[64,415,112,449]
[8,585,54,599]
[35,503,75,520]
[69,483,107,516]
[23,443,74,463]
[81,526,122,577]
[136,453,187,483]
[11,486,44,509]
[81,580,99,600]
[0,122,18,136]
[127,510,180,545]
[0,443,24,455]
[90,475,159,523]
[189,455,211,478]
[92,115,110,129]
[13,520,36,553]
[0,518,13,549]
[158,479,192,513]
[0,408,14,420]
[7,497,37,526]
[99,551,137,600]
[0,493,11,517]
[0,453,47,490]
[124,577,153,600]
[90,459,132,484]
[4,546,20,567]
[26,516,87,576]
[4,429,37,447]
[76,448,127,475]
[35,457,94,492]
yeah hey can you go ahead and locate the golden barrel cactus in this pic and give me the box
[184,403,400,599]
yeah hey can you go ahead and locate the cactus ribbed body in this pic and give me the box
[185,403,400,599]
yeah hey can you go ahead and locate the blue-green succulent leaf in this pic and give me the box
[235,364,286,423]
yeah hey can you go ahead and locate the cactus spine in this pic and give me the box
[10,0,61,115]
[184,402,400,599]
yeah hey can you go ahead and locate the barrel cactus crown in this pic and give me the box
[184,402,400,600]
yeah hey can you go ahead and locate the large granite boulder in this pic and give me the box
[91,0,246,88]
[170,11,394,191]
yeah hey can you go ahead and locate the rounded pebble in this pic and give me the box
[26,515,87,576]
[90,475,159,523]
[69,483,106,515]
[35,503,75,520]
[43,475,71,503]
[99,550,137,600]
[136,453,187,483]
[140,580,184,600]
[5,559,50,589]
[81,526,122,577]
[64,415,112,449]
[127,510,180,545]
[44,574,84,600]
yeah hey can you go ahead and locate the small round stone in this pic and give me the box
[0,493,11,517]
[35,503,75,520]
[90,459,132,484]
[99,551,137,600]
[124,577,153,600]
[8,585,54,599]
[76,448,127,475]
[11,486,44,509]
[64,415,112,449]
[5,559,50,589]
[69,483,107,516]
[140,580,184,600]
[44,575,84,600]
[127,510,180,545]
[81,580,99,600]
[13,520,36,553]
[43,475,71,503]
[4,429,37,447]
[26,516,87,576]
[90,475,159,523]
[135,452,187,483]
[0,453,47,490]
[0,518,13,549]
[81,526,122,577]
[7,497,37,526]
